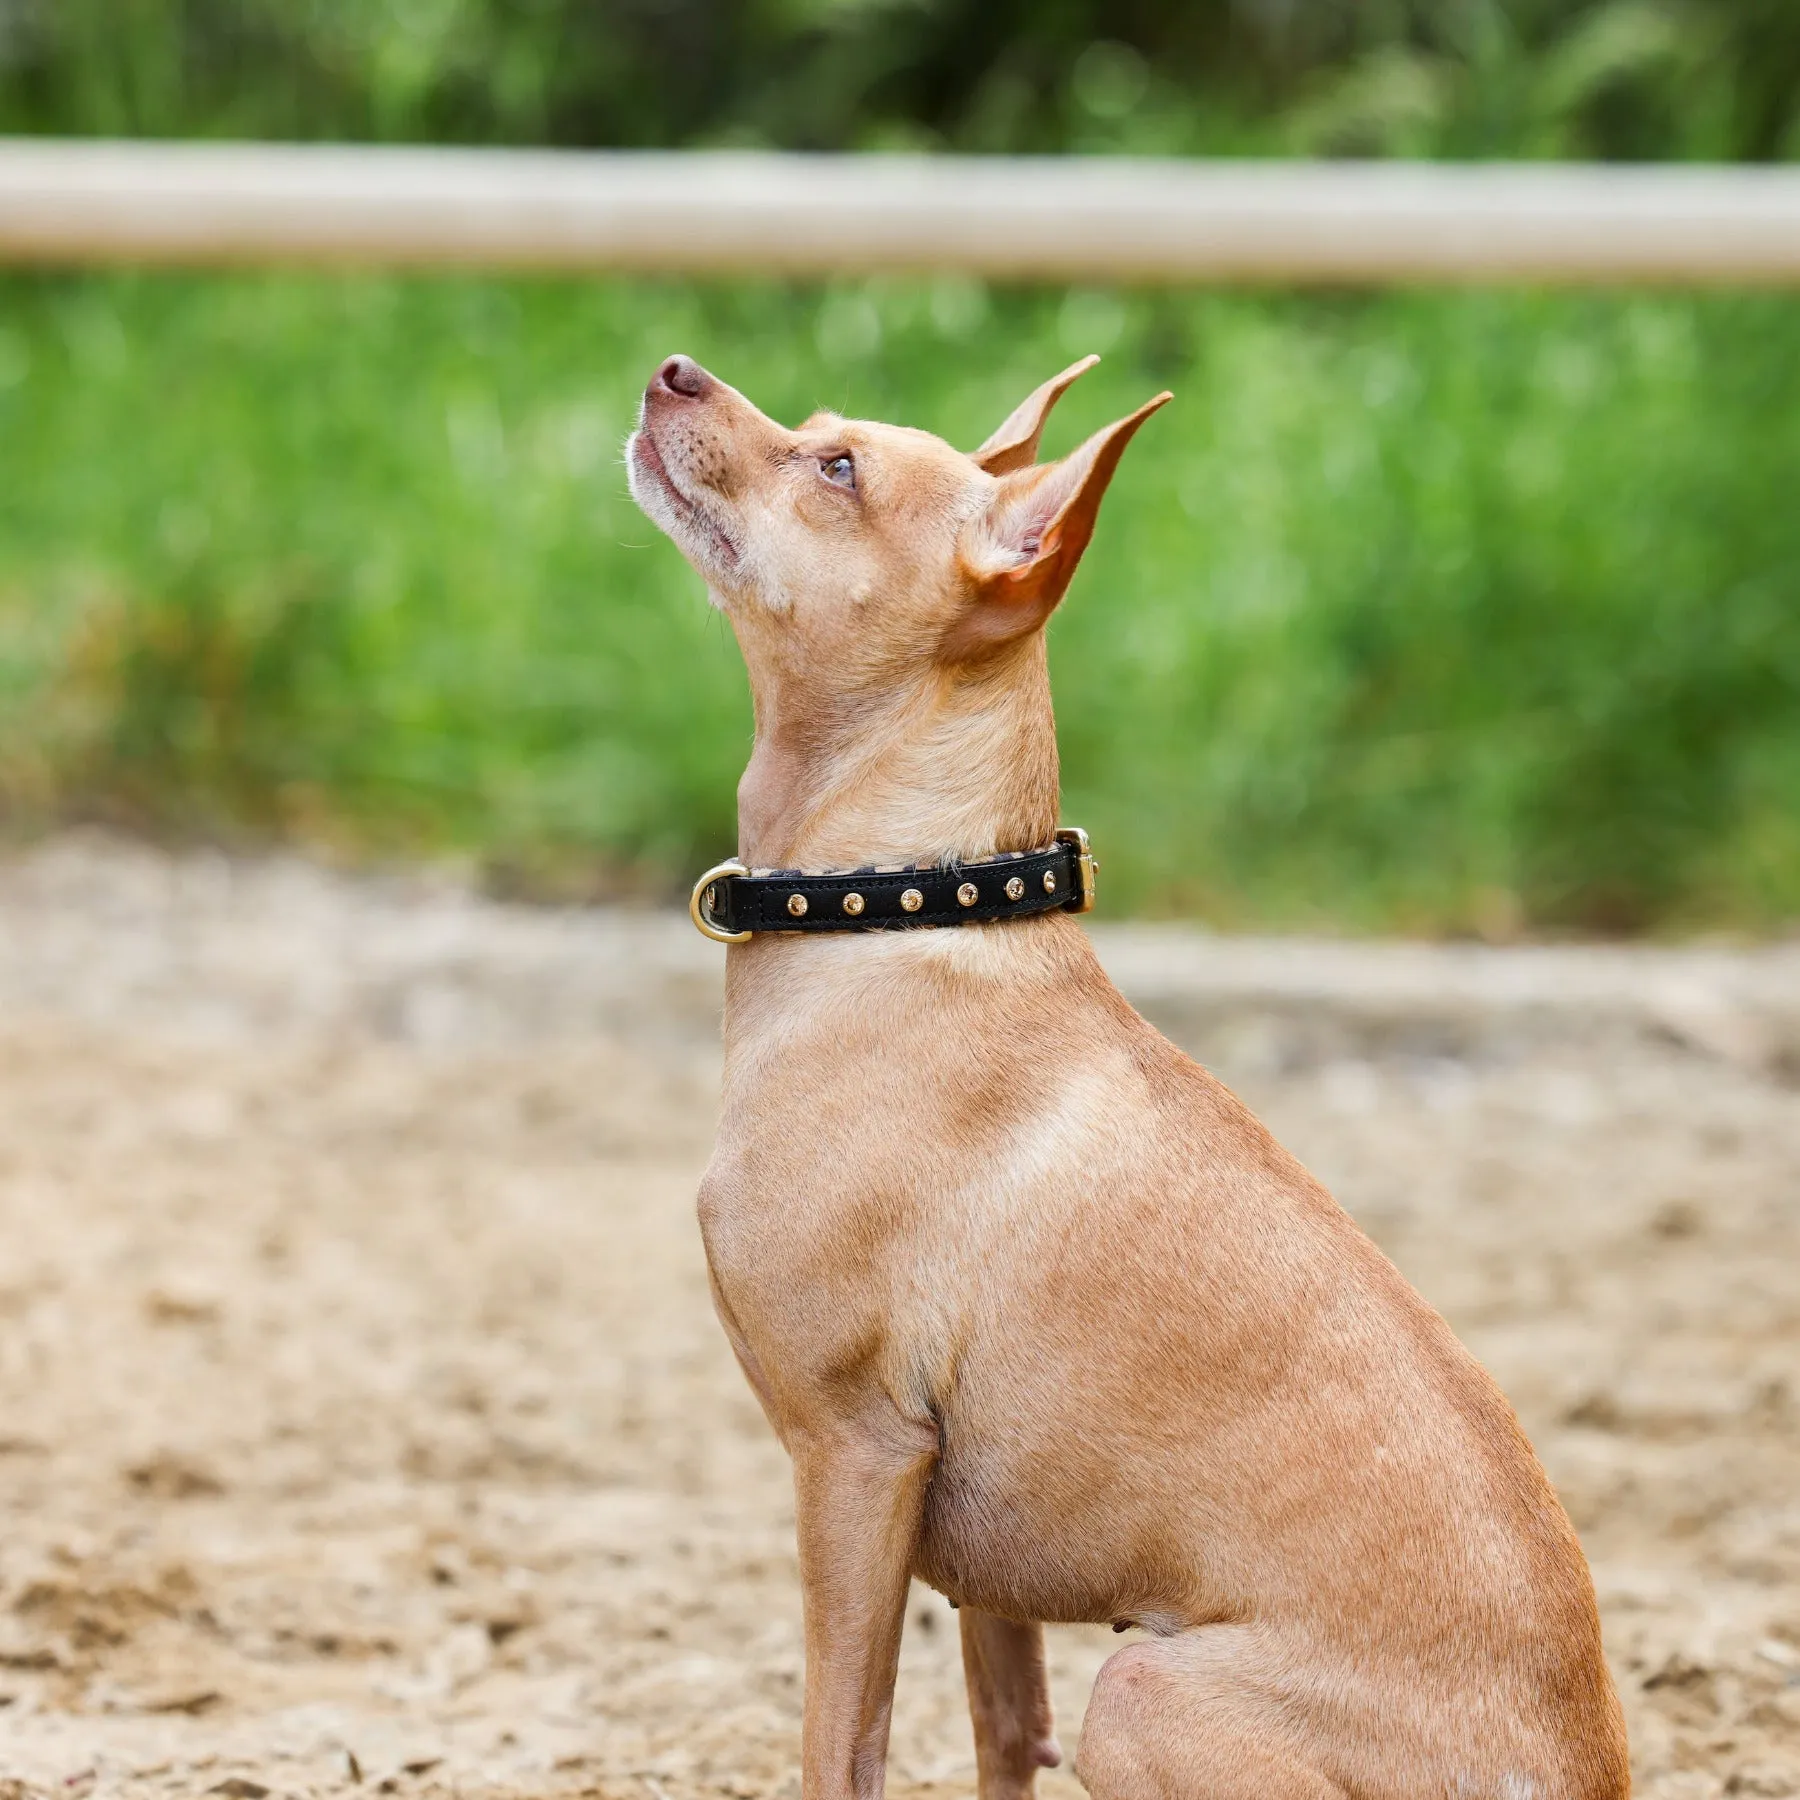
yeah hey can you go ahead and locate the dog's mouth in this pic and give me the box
[628,429,741,574]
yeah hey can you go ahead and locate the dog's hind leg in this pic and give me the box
[1074,1628,1348,1800]
[959,1610,1062,1800]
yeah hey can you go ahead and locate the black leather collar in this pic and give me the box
[690,829,1096,942]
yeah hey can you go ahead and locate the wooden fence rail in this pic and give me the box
[3,139,1800,283]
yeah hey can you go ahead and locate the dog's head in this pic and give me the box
[628,353,1169,863]
[627,354,1169,677]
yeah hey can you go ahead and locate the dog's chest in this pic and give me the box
[694,1117,954,1385]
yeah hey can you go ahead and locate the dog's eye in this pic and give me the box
[820,454,856,490]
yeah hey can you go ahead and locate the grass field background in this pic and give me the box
[2,271,1798,934]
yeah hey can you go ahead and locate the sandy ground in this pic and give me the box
[0,833,1796,1800]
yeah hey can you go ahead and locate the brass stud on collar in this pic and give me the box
[787,893,809,917]
[842,892,865,916]
[1005,875,1025,901]
[957,882,979,908]
[900,888,924,913]
[1043,870,1057,894]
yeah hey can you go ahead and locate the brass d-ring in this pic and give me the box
[689,858,753,944]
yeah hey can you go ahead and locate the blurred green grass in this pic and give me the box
[1,272,1797,933]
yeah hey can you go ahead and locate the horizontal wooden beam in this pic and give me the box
[4,140,1800,284]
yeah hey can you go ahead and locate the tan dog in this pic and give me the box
[627,353,1628,1800]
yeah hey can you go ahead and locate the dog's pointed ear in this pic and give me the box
[949,390,1172,659]
[970,355,1101,475]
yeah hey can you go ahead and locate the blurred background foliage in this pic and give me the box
[0,1,1798,933]
[5,0,1800,162]
[10,0,1800,162]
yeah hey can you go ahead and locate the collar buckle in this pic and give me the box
[1056,826,1099,913]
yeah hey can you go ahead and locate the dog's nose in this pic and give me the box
[656,355,714,400]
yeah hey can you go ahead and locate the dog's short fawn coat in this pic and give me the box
[628,354,1629,1800]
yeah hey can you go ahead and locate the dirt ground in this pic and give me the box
[0,833,1796,1800]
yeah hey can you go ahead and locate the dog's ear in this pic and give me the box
[949,391,1171,658]
[969,355,1101,475]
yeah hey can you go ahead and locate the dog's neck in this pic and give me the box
[733,636,1061,874]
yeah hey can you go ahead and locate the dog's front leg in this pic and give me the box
[792,1421,937,1800]
[960,1611,1060,1800]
